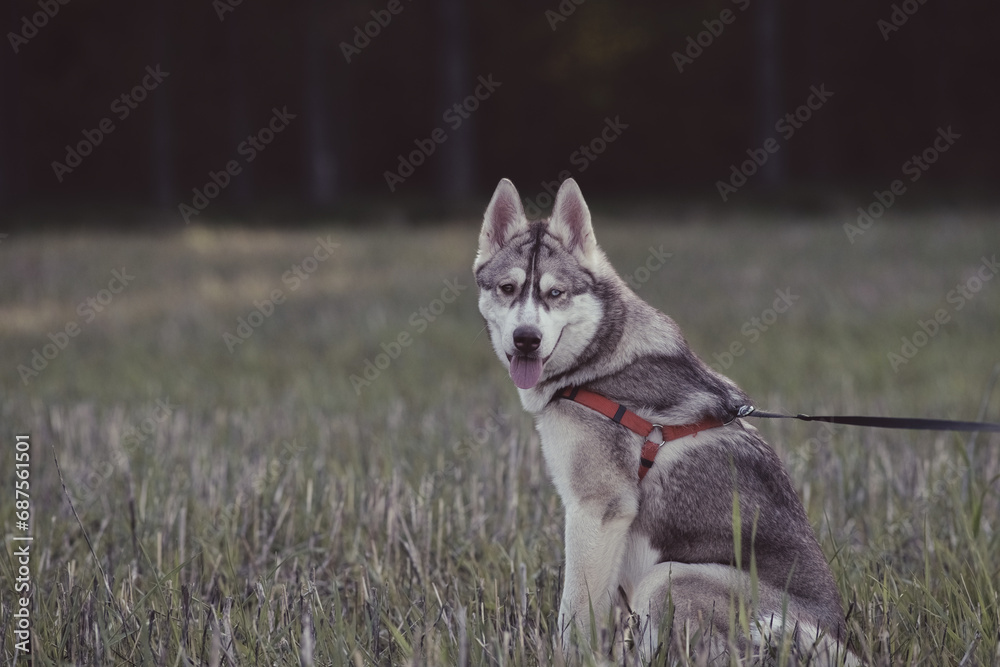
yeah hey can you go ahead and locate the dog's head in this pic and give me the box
[473,178,609,391]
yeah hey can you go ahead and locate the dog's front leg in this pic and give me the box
[558,496,636,649]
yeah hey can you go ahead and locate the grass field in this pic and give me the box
[1,212,999,665]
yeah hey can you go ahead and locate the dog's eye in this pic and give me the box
[499,283,515,295]
[548,288,564,298]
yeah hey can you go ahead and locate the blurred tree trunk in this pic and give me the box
[436,0,474,203]
[152,0,174,209]
[303,0,338,207]
[754,0,784,189]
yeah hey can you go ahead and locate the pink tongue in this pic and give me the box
[509,355,543,389]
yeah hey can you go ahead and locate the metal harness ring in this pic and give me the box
[725,405,756,426]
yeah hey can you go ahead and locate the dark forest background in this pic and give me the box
[2,0,998,225]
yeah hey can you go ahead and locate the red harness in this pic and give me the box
[558,386,727,481]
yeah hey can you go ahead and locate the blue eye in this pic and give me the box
[549,288,563,298]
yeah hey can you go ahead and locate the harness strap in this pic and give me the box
[558,387,726,481]
[558,387,1000,480]
[559,386,654,435]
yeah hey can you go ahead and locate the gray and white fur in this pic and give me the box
[473,178,856,663]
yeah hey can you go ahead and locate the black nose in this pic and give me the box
[513,326,541,354]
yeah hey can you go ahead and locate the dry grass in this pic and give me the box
[1,213,999,665]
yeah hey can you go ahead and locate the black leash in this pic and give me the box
[736,406,1000,433]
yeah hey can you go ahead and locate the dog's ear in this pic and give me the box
[475,178,528,267]
[548,178,597,260]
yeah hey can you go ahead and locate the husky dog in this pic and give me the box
[473,178,854,662]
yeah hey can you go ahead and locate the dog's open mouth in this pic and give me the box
[506,329,563,390]
[509,355,544,389]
